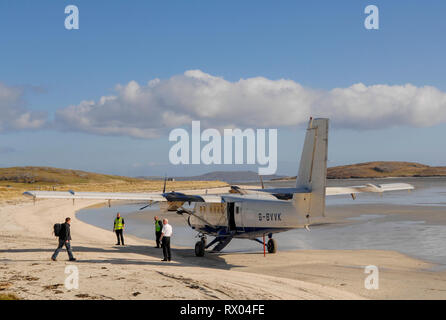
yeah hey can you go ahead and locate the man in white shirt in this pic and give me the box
[160,218,173,261]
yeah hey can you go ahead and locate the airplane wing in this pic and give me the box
[23,182,414,202]
[23,190,223,203]
[236,182,414,199]
[325,183,414,196]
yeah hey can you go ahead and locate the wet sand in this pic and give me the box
[78,200,446,269]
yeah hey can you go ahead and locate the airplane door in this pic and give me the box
[227,202,244,232]
[227,202,236,231]
[234,202,244,232]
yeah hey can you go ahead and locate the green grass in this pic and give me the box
[0,166,228,203]
[0,293,20,300]
[0,166,141,185]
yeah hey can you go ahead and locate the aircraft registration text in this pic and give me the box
[258,213,282,221]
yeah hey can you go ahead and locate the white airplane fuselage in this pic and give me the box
[188,196,304,239]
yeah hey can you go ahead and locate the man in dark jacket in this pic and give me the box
[51,217,76,261]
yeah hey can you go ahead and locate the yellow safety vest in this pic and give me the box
[155,220,161,232]
[114,217,124,230]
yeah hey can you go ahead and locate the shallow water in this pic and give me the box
[77,177,446,269]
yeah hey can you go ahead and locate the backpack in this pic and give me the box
[53,223,62,237]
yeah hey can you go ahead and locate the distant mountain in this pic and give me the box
[139,171,285,183]
[272,161,446,180]
[0,166,142,185]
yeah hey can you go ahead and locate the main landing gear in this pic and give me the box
[194,233,234,257]
[194,233,277,257]
[195,236,206,257]
[253,233,277,254]
[267,238,277,254]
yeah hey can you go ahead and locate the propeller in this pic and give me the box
[140,175,168,211]
[139,201,158,211]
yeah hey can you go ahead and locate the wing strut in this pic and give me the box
[211,236,233,252]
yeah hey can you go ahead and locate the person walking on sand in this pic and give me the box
[52,217,76,261]
[113,212,125,246]
[154,216,163,248]
[160,218,172,262]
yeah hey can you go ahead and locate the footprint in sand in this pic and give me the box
[43,284,63,290]
[0,282,13,291]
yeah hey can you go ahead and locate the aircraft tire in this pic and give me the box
[195,240,205,257]
[267,239,277,254]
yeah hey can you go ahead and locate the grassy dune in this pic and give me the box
[272,161,446,181]
[0,293,20,300]
[0,167,228,203]
[326,161,446,179]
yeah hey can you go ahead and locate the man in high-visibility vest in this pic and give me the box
[154,216,163,248]
[113,212,125,245]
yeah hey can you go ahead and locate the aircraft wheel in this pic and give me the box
[195,240,205,257]
[267,239,277,254]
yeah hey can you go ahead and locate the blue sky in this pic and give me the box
[0,1,445,176]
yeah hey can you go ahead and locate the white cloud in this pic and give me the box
[54,70,446,138]
[0,83,47,132]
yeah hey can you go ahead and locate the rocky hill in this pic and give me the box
[273,162,446,180]
[326,162,446,179]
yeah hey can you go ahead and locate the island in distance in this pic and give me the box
[273,161,446,181]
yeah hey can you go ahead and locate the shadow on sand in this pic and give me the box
[0,244,255,270]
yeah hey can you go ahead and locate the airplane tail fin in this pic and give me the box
[293,118,329,218]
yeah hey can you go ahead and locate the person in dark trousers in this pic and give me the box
[52,217,76,261]
[113,212,125,245]
[160,218,173,261]
[154,216,163,248]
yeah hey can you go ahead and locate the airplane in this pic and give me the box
[23,118,414,257]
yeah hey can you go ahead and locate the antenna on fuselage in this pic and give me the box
[259,175,265,189]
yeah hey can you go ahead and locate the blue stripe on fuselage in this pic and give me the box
[192,225,292,239]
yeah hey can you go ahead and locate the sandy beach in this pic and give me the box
[1,190,446,300]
